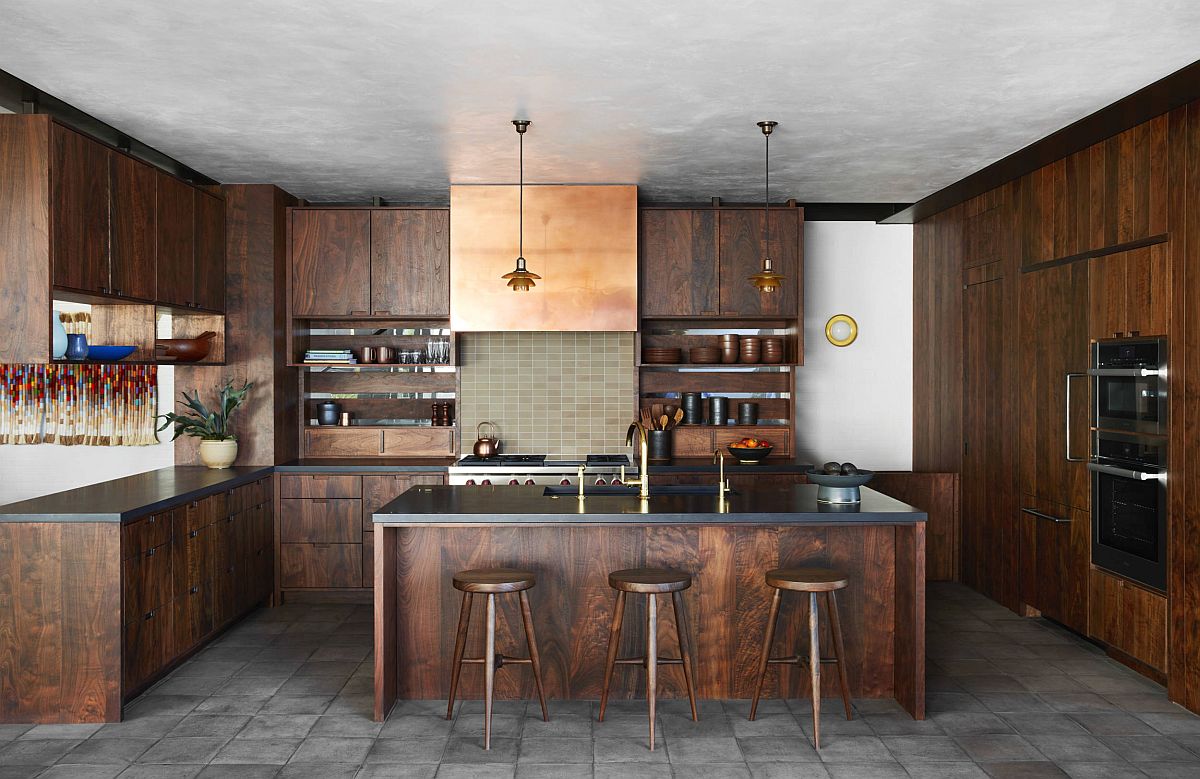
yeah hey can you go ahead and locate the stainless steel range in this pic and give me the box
[448,454,633,487]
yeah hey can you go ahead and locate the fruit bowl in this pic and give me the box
[727,444,773,463]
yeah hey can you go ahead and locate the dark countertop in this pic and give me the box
[648,457,813,474]
[0,466,274,523]
[275,458,456,473]
[373,484,925,526]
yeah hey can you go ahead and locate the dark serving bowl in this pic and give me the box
[805,469,875,488]
[727,444,773,463]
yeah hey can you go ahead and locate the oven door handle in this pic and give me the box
[1021,507,1071,524]
[1065,372,1087,463]
[1088,367,1161,377]
[1087,462,1166,482]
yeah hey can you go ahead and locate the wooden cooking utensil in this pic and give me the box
[660,414,669,431]
[672,407,684,428]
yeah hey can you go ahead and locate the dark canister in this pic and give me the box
[317,401,341,426]
[708,396,729,426]
[647,429,672,462]
[738,401,760,425]
[681,392,703,425]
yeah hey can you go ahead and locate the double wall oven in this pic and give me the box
[1088,338,1168,591]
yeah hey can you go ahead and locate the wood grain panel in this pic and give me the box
[110,153,156,300]
[280,543,362,588]
[305,370,457,394]
[717,208,801,317]
[640,209,719,317]
[123,542,172,624]
[290,209,371,316]
[381,428,456,457]
[639,371,792,394]
[156,172,196,307]
[279,474,362,499]
[371,209,449,317]
[870,472,959,582]
[51,123,110,294]
[362,474,445,531]
[1125,243,1170,337]
[193,190,225,312]
[90,304,156,362]
[0,115,51,363]
[1088,251,1128,340]
[1089,568,1166,672]
[0,522,122,723]
[279,498,362,543]
[303,428,382,457]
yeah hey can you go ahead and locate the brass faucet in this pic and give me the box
[624,422,651,499]
[577,464,586,502]
[713,448,732,508]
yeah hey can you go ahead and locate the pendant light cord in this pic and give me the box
[519,128,524,260]
[764,128,770,259]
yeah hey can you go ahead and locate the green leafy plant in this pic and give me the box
[157,380,253,441]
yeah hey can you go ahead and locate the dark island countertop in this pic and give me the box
[0,466,274,523]
[275,457,456,472]
[373,484,925,525]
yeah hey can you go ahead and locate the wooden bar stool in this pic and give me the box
[748,567,853,749]
[445,568,549,749]
[597,568,699,750]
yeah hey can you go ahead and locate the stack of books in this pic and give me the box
[303,349,356,364]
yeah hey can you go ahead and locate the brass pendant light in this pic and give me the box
[501,119,540,292]
[748,120,785,294]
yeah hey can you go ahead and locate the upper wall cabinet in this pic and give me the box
[291,209,371,317]
[371,209,449,318]
[110,153,157,301]
[639,207,802,319]
[194,191,226,312]
[1088,244,1170,340]
[51,125,112,295]
[156,172,196,308]
[639,210,719,317]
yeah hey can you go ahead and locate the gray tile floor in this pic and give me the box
[3,583,1200,778]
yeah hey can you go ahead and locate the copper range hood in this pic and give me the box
[449,184,638,331]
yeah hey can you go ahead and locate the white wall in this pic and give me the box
[794,221,913,471]
[0,367,175,506]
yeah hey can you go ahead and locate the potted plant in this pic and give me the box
[158,380,253,469]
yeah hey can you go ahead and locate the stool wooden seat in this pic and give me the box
[598,568,698,750]
[749,567,852,750]
[446,568,548,749]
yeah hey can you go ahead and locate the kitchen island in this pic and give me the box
[372,483,926,721]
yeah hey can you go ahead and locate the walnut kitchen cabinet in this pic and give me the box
[717,208,801,317]
[155,171,197,308]
[109,152,157,300]
[193,189,226,311]
[370,209,449,317]
[50,123,112,295]
[1088,244,1170,340]
[639,209,719,317]
[290,209,372,316]
[1090,568,1167,673]
[1018,498,1089,634]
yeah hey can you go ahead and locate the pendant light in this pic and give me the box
[502,119,540,292]
[748,120,785,294]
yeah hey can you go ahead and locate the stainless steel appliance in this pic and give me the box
[449,454,632,487]
[1090,338,1167,436]
[1088,432,1167,591]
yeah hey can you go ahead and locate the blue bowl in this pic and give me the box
[86,345,137,361]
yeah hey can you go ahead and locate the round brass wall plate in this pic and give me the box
[825,314,858,347]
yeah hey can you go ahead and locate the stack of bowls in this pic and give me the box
[740,336,762,364]
[719,334,739,364]
[689,346,721,364]
[763,337,785,364]
[643,347,683,364]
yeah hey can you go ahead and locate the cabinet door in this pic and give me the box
[639,210,718,317]
[279,498,361,543]
[718,209,800,317]
[371,210,448,317]
[1123,244,1169,337]
[1101,116,1169,247]
[123,542,172,625]
[1019,499,1088,633]
[1088,252,1126,341]
[110,154,157,300]
[171,584,213,656]
[291,209,371,316]
[1018,262,1089,512]
[962,278,1017,609]
[123,605,169,691]
[193,190,225,311]
[51,124,111,293]
[280,543,362,588]
[362,473,444,531]
[156,172,196,307]
[1089,568,1167,671]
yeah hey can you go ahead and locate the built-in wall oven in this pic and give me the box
[1088,337,1168,591]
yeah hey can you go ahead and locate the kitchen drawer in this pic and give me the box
[124,604,170,692]
[672,427,715,457]
[171,519,214,593]
[382,427,455,457]
[123,542,172,624]
[171,583,214,656]
[183,492,229,533]
[211,512,240,574]
[362,473,444,530]
[363,531,374,588]
[279,473,362,499]
[1089,568,1167,672]
[280,543,362,589]
[229,477,270,514]
[280,498,362,543]
[303,428,381,457]
[122,510,173,559]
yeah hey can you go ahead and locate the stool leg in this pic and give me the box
[749,588,783,721]
[826,591,853,720]
[598,590,626,722]
[519,590,549,722]
[446,592,473,720]
[484,593,496,750]
[647,592,658,751]
[808,592,821,750]
[671,591,698,722]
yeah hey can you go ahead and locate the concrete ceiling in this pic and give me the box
[2,1,1199,204]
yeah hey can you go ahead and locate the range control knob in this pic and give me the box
[465,479,476,486]
[508,479,520,486]
[480,479,492,486]
[595,478,608,486]
[559,478,571,486]
[524,479,536,485]
[611,478,623,485]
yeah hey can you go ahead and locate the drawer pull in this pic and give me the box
[312,499,327,504]
[190,586,200,594]
[146,547,156,557]
[189,530,199,538]
[1021,507,1071,524]
[144,609,156,620]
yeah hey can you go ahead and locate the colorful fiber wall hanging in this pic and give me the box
[0,364,159,446]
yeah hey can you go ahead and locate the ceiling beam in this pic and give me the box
[881,57,1200,224]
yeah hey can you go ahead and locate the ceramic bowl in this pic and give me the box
[85,345,137,361]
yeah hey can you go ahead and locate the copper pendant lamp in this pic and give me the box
[748,120,785,294]
[501,119,540,291]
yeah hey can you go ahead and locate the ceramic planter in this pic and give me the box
[199,439,238,469]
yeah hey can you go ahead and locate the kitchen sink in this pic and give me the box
[542,484,735,497]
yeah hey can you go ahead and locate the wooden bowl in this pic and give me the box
[156,331,217,362]
[689,347,721,364]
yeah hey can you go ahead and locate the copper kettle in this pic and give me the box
[473,421,501,459]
